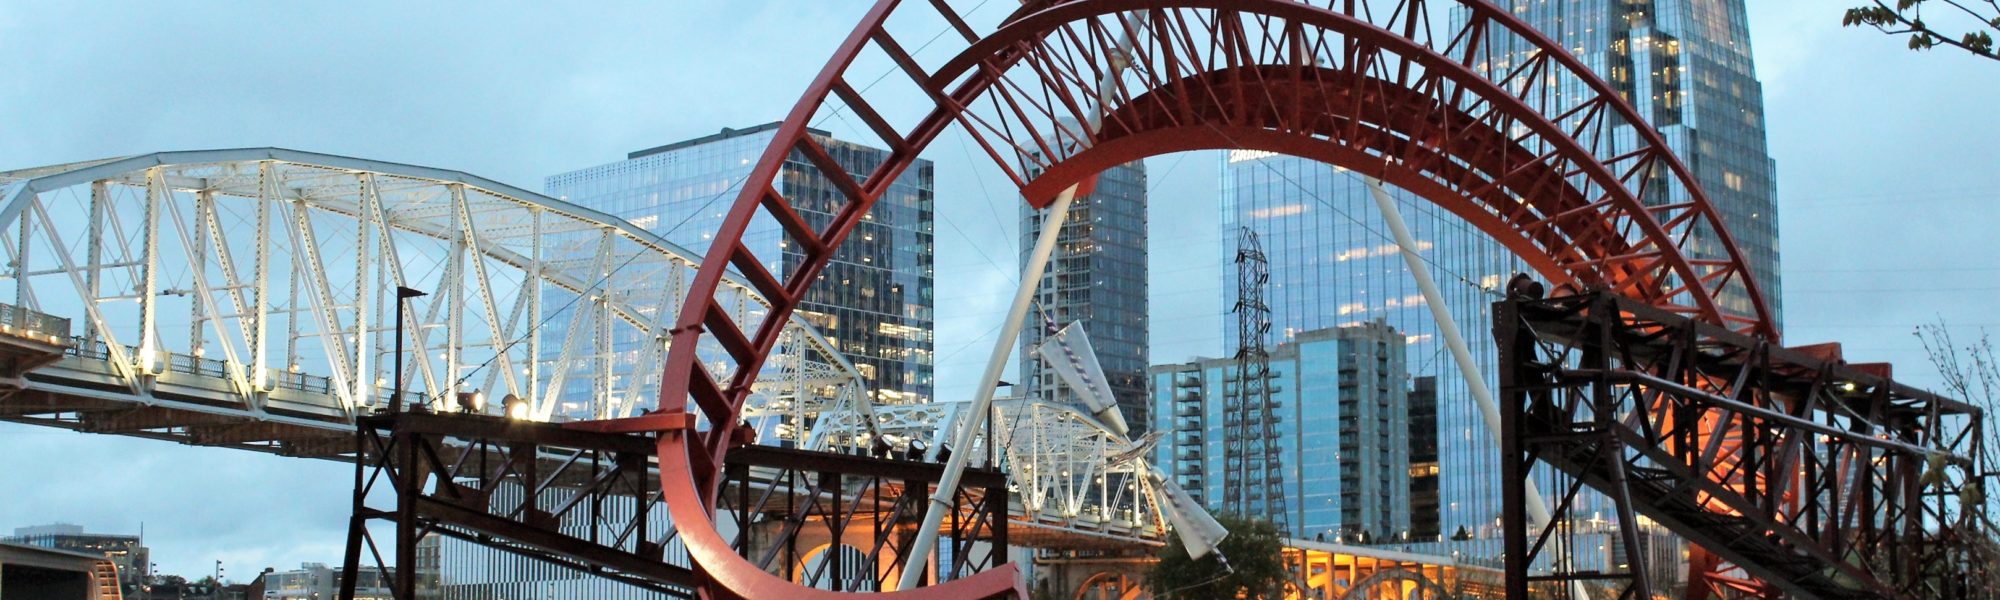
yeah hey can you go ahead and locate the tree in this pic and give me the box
[1844,0,2000,62]
[1913,321,2000,594]
[1914,320,2000,520]
[1144,513,1290,599]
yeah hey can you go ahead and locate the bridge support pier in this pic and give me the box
[333,412,1011,598]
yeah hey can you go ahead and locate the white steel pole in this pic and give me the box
[897,188,1075,589]
[899,10,1145,588]
[1364,178,1584,597]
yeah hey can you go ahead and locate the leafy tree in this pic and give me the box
[1145,513,1289,599]
[1844,0,2000,62]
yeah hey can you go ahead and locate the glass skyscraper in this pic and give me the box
[1220,152,1523,558]
[1213,0,1780,572]
[1152,321,1413,543]
[546,123,937,405]
[1477,0,1783,327]
[1019,159,1149,431]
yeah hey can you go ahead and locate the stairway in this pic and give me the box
[91,560,123,600]
[1535,426,1883,600]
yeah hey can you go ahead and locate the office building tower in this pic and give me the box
[1408,376,1440,543]
[1019,159,1148,431]
[546,123,937,405]
[1482,0,1783,328]
[1152,321,1412,541]
[5,523,149,588]
[1217,1,1778,564]
[1221,150,1525,555]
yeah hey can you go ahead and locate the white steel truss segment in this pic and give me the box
[454,190,522,403]
[365,190,440,406]
[27,197,141,392]
[353,174,374,408]
[284,197,359,414]
[445,184,467,409]
[137,168,163,375]
[252,162,274,392]
[0,149,863,432]
[12,208,33,311]
[537,229,613,422]
[164,192,255,401]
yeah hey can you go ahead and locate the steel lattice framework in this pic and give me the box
[0,149,866,450]
[610,1,1780,598]
[1497,291,1994,599]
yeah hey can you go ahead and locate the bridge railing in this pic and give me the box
[61,336,340,396]
[0,302,69,344]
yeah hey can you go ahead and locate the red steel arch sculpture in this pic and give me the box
[591,1,1782,597]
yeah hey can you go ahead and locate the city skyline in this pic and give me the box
[0,0,1994,581]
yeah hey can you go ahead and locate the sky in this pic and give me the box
[0,1,1996,581]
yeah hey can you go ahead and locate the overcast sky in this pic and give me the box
[0,1,1995,580]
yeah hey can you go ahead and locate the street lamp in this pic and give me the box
[392,286,427,414]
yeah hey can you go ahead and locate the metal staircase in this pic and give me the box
[91,560,122,600]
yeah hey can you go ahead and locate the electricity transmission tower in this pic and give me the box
[1231,226,1287,536]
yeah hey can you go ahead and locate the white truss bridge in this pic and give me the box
[0,148,1168,549]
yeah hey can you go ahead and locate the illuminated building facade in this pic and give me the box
[1472,0,1783,326]
[546,123,937,406]
[4,523,149,588]
[1018,159,1149,431]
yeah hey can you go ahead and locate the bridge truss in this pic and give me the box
[0,149,1170,597]
[0,149,866,453]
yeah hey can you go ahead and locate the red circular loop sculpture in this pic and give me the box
[613,1,1778,597]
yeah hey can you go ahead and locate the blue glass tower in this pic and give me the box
[1211,0,1780,573]
[545,124,937,406]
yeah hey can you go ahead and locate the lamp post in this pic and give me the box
[392,286,427,413]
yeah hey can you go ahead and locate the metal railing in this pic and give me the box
[62,335,338,395]
[0,302,70,344]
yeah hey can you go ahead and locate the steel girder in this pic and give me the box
[619,1,1775,597]
[1496,291,1992,599]
[338,412,1015,599]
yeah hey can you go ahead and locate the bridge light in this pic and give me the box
[501,393,527,420]
[456,390,485,414]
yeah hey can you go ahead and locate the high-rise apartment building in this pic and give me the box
[1152,321,1412,542]
[1019,160,1148,431]
[546,123,937,405]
